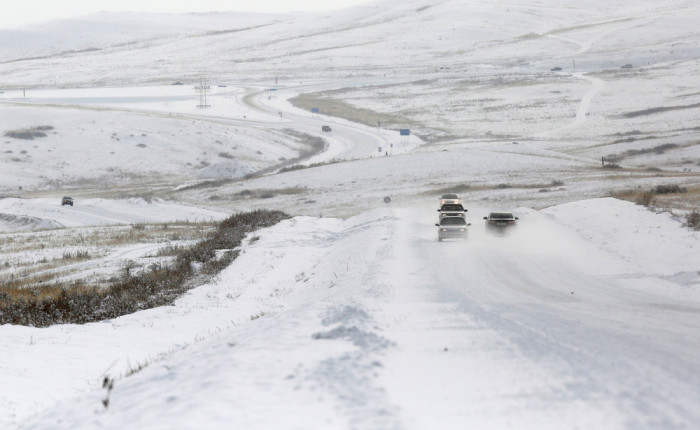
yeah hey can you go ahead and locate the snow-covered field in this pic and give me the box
[1,0,700,428]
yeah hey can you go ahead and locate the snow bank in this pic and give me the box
[2,210,397,429]
[543,198,699,278]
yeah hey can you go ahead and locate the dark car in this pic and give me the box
[322,125,332,132]
[437,203,467,219]
[61,196,74,206]
[435,217,470,241]
[483,212,518,230]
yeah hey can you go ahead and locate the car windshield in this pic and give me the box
[441,217,466,226]
[441,204,464,211]
[441,194,458,199]
[490,212,513,219]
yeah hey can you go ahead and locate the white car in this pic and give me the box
[439,194,460,206]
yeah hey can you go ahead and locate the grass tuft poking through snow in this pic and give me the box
[0,210,289,327]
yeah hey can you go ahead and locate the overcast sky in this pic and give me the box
[0,0,373,29]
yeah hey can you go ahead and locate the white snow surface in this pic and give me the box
[3,200,700,429]
[0,0,699,428]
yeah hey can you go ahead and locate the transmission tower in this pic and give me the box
[195,77,211,108]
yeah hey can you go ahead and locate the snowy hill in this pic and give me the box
[0,0,697,201]
[1,0,700,428]
[0,11,285,64]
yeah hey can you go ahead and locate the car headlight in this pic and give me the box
[440,228,447,231]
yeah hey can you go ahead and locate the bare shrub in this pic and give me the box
[278,160,340,173]
[250,311,267,320]
[604,154,624,163]
[685,210,700,230]
[635,191,656,207]
[4,130,44,139]
[622,143,678,157]
[610,189,656,207]
[62,250,90,260]
[433,184,472,195]
[603,163,621,169]
[654,184,687,194]
[233,187,307,199]
[235,189,254,197]
[278,164,305,173]
[4,125,54,139]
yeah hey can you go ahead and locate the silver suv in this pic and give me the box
[437,203,467,219]
[435,217,470,241]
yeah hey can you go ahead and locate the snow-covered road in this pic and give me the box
[378,203,700,428]
[1,81,413,176]
[7,199,699,429]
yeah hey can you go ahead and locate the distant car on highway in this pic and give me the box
[437,203,467,218]
[61,196,74,206]
[439,194,460,205]
[483,212,518,230]
[435,216,470,241]
[322,125,332,132]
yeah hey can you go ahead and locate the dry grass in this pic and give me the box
[610,189,657,207]
[686,210,700,230]
[611,184,700,211]
[423,180,568,198]
[290,93,414,130]
[430,184,473,195]
[0,222,216,254]
[232,186,308,200]
[0,210,290,327]
[0,222,219,294]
